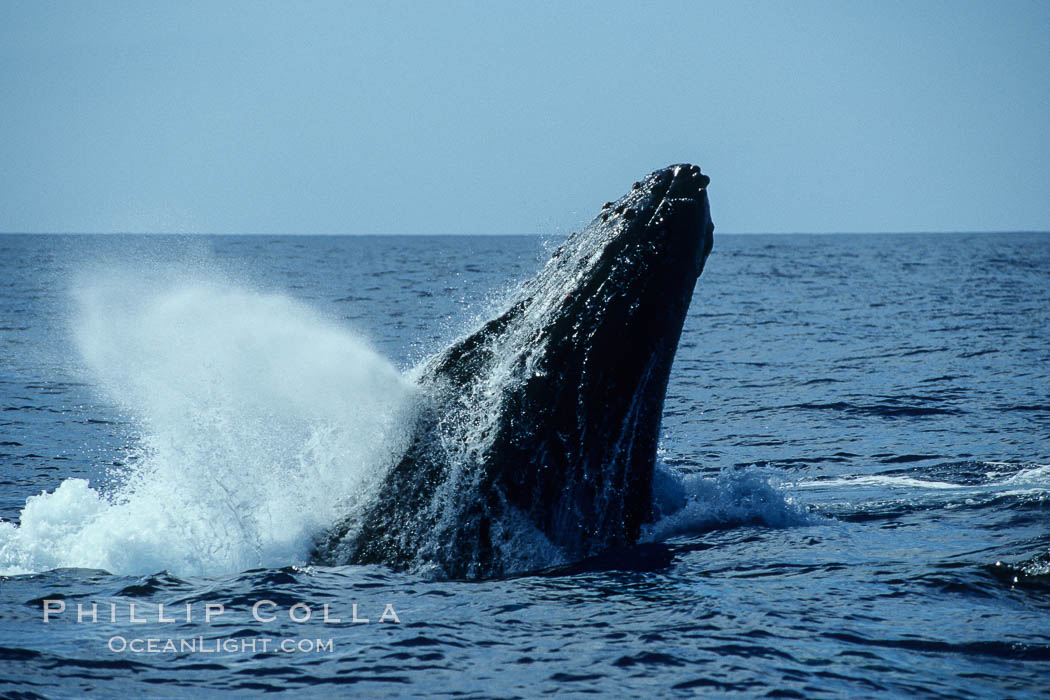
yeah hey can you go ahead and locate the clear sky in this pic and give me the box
[2,1,1048,234]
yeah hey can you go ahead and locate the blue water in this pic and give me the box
[1,232,1048,697]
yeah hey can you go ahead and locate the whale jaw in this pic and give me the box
[314,164,714,579]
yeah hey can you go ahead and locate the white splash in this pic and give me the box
[0,267,416,577]
[644,465,819,541]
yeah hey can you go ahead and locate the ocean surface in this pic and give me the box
[0,232,1047,697]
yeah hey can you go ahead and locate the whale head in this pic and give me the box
[543,162,714,361]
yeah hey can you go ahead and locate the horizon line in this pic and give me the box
[1,230,1048,237]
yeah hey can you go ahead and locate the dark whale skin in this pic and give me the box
[314,164,714,579]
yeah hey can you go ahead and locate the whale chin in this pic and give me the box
[313,163,714,579]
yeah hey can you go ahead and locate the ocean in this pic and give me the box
[0,232,1047,697]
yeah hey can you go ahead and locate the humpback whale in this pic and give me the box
[314,164,714,578]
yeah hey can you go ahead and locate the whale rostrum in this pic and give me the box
[313,164,714,578]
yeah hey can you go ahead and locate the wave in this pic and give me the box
[789,462,1050,494]
[783,461,1050,527]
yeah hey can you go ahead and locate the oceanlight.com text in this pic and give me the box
[108,636,336,654]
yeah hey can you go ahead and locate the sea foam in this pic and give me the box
[0,265,416,576]
[644,465,819,541]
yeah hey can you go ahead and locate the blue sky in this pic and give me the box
[2,1,1047,234]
